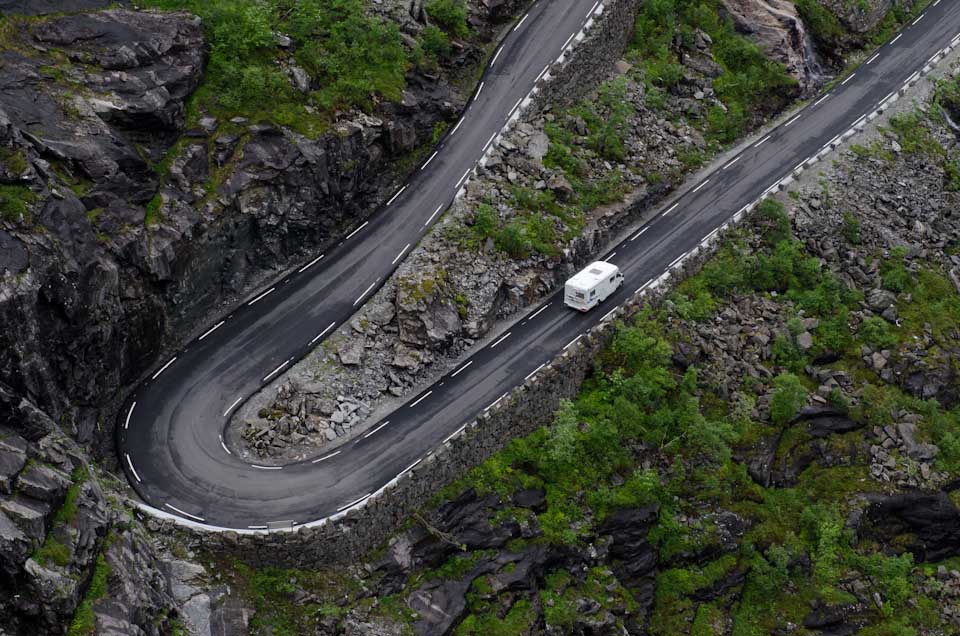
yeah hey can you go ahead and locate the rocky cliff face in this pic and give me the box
[0,1,525,632]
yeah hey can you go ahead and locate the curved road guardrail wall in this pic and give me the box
[133,1,960,568]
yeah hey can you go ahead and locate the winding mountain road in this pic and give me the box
[119,0,960,529]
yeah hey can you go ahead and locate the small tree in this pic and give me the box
[770,372,807,426]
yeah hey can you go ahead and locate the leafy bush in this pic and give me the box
[881,247,913,293]
[143,0,409,131]
[770,373,807,426]
[425,0,469,39]
[859,316,898,349]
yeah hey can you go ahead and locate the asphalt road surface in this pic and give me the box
[119,0,960,529]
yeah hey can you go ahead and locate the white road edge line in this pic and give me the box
[536,64,550,82]
[152,357,177,380]
[386,187,407,206]
[124,402,136,430]
[337,494,372,513]
[491,46,503,66]
[456,169,471,188]
[814,93,830,106]
[219,434,232,455]
[248,525,268,530]
[199,321,225,341]
[524,363,546,381]
[252,464,282,471]
[491,332,512,348]
[483,131,497,152]
[410,391,433,408]
[392,244,411,265]
[912,13,924,25]
[125,453,141,483]
[223,397,243,417]
[345,221,369,240]
[353,279,380,306]
[785,113,802,127]
[514,13,529,31]
[310,322,337,345]
[484,393,508,412]
[563,334,583,350]
[841,73,857,86]
[723,156,741,170]
[562,32,575,50]
[451,118,464,135]
[508,97,523,120]
[630,227,649,241]
[635,278,655,294]
[364,420,390,439]
[400,458,424,476]
[866,52,880,65]
[424,203,444,228]
[891,34,903,45]
[262,360,290,383]
[754,135,771,148]
[444,424,467,445]
[601,307,617,322]
[475,81,484,100]
[165,503,204,522]
[421,151,439,170]
[451,361,473,377]
[247,288,275,306]
[661,203,679,217]
[312,450,341,464]
[528,303,551,321]
[298,253,325,273]
[692,179,709,193]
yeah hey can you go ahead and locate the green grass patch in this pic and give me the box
[0,184,37,224]
[67,551,111,636]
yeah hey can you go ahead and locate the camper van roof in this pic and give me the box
[566,261,619,289]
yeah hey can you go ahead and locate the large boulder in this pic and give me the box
[859,492,960,562]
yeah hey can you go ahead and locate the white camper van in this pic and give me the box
[564,261,624,312]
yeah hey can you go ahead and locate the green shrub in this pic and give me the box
[419,25,451,68]
[425,0,469,38]
[0,184,37,224]
[841,211,861,244]
[770,373,806,426]
[67,552,111,636]
[881,247,913,293]
[859,316,897,349]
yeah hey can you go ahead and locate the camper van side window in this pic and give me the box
[590,290,596,297]
[609,276,616,283]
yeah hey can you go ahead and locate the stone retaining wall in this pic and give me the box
[136,0,659,567]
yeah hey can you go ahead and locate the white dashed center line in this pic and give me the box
[219,434,232,455]
[252,464,282,471]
